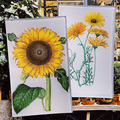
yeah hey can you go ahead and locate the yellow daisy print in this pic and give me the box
[13,27,64,78]
[87,37,109,48]
[84,12,105,27]
[88,28,109,39]
[67,22,87,40]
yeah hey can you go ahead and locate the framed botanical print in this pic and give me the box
[5,17,72,117]
[59,5,115,98]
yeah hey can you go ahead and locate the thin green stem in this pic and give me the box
[42,99,47,111]
[70,68,79,80]
[77,35,86,87]
[70,74,78,81]
[90,46,93,56]
[69,49,79,81]
[93,49,96,84]
[84,26,92,48]
[45,74,51,111]
[77,35,84,50]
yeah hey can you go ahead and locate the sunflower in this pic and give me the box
[88,28,109,39]
[84,12,105,27]
[67,22,86,40]
[13,27,64,78]
[87,37,109,49]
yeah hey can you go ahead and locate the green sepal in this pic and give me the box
[59,37,67,44]
[13,84,39,114]
[96,34,100,38]
[54,68,69,92]
[93,45,98,49]
[8,33,18,42]
[38,87,46,99]
[21,73,29,83]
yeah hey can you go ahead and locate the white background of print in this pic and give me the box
[59,5,115,98]
[5,17,72,117]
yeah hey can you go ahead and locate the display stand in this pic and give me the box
[86,112,90,120]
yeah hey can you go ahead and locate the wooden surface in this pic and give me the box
[86,112,90,120]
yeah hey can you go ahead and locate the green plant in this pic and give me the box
[114,61,120,94]
[0,0,43,99]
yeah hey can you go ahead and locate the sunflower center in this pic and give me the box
[91,19,97,23]
[26,41,52,65]
[37,50,42,55]
[74,30,79,36]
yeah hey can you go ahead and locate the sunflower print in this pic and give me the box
[87,37,109,48]
[13,27,64,78]
[84,12,105,27]
[88,28,109,39]
[67,22,86,40]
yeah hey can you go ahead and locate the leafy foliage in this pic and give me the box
[54,68,69,92]
[13,84,46,114]
[114,61,120,94]
[8,33,18,42]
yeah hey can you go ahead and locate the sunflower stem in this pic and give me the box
[45,74,51,111]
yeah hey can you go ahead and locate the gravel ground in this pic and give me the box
[0,100,22,120]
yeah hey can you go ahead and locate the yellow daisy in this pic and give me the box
[13,27,64,78]
[84,12,105,27]
[67,22,86,40]
[87,37,109,48]
[88,28,109,39]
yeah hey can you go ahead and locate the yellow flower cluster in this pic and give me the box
[67,12,109,49]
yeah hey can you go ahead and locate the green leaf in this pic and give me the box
[85,46,91,54]
[54,68,69,92]
[21,73,29,83]
[38,87,46,99]
[21,0,27,6]
[115,79,120,86]
[0,44,5,48]
[76,70,80,78]
[69,49,76,68]
[59,37,67,44]
[13,84,39,114]
[8,33,18,42]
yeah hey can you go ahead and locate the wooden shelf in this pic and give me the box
[73,103,120,111]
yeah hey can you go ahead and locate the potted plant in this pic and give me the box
[99,98,112,104]
[81,98,95,105]
[72,97,81,105]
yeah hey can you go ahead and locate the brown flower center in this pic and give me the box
[26,41,52,65]
[91,19,97,23]
[74,30,79,36]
